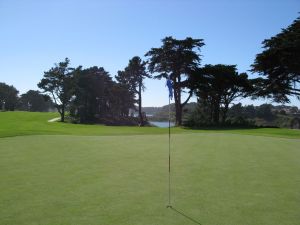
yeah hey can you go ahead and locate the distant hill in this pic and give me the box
[142,107,162,116]
[143,102,197,121]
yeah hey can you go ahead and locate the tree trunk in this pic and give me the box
[209,103,213,124]
[176,105,182,126]
[212,101,220,124]
[173,77,182,126]
[221,104,229,124]
[61,102,65,122]
[138,84,143,126]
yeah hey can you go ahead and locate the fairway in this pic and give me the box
[1,133,299,225]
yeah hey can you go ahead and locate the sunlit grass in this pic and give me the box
[0,133,299,225]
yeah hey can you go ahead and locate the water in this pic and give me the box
[149,121,175,128]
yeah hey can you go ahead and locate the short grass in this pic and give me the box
[0,134,299,225]
[0,111,300,225]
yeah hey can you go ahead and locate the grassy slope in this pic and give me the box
[0,134,299,225]
[1,111,300,139]
[0,111,180,138]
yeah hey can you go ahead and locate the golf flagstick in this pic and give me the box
[166,78,173,208]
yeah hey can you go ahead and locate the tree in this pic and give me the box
[145,36,205,126]
[251,16,300,102]
[228,103,244,119]
[256,104,274,121]
[0,82,19,111]
[116,56,151,126]
[71,67,112,123]
[71,66,135,123]
[109,82,135,119]
[18,90,53,112]
[38,58,76,122]
[243,105,256,119]
[192,64,251,124]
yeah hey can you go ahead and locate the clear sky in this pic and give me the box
[0,0,299,107]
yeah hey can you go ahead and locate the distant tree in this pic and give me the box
[38,58,77,122]
[116,56,151,126]
[251,16,300,102]
[243,105,256,119]
[18,90,53,112]
[256,104,274,121]
[145,36,205,126]
[228,103,244,119]
[0,82,19,111]
[278,109,287,115]
[192,64,251,124]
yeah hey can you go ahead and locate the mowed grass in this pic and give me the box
[0,134,299,225]
[0,111,300,224]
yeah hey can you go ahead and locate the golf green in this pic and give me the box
[0,133,299,225]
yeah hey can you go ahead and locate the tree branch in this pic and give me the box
[181,91,193,107]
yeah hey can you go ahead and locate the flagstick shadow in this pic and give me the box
[169,206,203,225]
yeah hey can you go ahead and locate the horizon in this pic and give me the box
[0,0,299,107]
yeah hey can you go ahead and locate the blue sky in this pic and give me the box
[0,0,299,107]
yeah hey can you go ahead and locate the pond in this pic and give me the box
[149,121,175,128]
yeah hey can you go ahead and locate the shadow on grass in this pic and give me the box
[169,206,203,225]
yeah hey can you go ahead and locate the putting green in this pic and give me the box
[0,133,299,225]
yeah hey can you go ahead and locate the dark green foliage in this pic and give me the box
[191,64,251,124]
[290,117,300,129]
[185,103,255,128]
[70,67,135,124]
[0,82,19,111]
[243,105,256,119]
[185,102,300,129]
[251,16,300,102]
[71,67,112,123]
[17,90,54,112]
[38,58,77,122]
[145,36,205,126]
[116,56,151,126]
[255,104,274,121]
[228,103,300,128]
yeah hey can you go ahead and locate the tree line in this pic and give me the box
[0,83,54,112]
[1,16,299,127]
[185,103,300,128]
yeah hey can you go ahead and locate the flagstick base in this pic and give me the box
[166,205,172,208]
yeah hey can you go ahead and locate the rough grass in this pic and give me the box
[0,134,299,225]
[1,111,300,139]
[0,111,180,138]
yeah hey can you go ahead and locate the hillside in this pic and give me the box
[143,102,197,121]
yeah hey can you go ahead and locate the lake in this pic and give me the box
[149,121,175,128]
